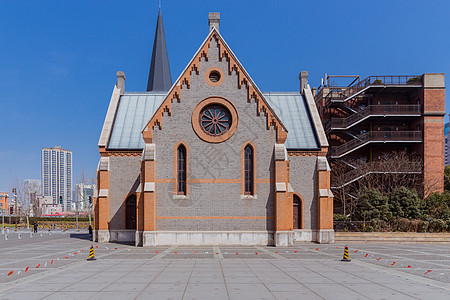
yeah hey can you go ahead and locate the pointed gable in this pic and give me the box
[142,28,288,144]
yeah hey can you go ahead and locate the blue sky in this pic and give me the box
[1,0,449,192]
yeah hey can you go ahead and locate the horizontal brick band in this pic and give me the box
[156,216,273,219]
[155,178,273,183]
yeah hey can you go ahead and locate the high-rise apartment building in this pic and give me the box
[41,146,73,211]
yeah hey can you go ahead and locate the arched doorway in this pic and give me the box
[125,195,136,230]
[293,194,302,229]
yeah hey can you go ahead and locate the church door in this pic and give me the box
[125,195,136,230]
[293,195,301,229]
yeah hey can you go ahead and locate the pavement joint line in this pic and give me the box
[398,247,450,259]
[243,260,279,299]
[294,259,371,299]
[0,232,75,252]
[213,246,223,259]
[350,246,450,272]
[267,260,325,299]
[314,259,424,300]
[181,260,196,300]
[352,259,450,291]
[44,257,124,299]
[0,244,90,269]
[0,238,93,279]
[0,243,92,275]
[0,257,90,293]
[219,260,230,299]
[151,246,177,260]
[255,246,286,259]
[91,259,144,297]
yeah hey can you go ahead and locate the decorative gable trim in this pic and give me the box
[142,28,288,144]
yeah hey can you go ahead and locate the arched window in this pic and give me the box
[293,194,302,229]
[177,145,187,195]
[125,195,136,230]
[244,145,254,195]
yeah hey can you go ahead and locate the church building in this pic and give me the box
[95,12,334,246]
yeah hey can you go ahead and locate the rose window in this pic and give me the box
[199,105,231,136]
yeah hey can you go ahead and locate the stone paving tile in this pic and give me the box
[1,291,54,299]
[89,291,140,300]
[272,291,323,300]
[143,282,187,292]
[136,291,184,299]
[1,235,450,299]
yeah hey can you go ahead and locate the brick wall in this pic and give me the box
[152,37,277,231]
[108,156,141,230]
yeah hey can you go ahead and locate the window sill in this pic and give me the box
[173,195,190,200]
[241,195,257,200]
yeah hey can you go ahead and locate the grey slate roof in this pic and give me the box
[107,92,320,150]
[147,9,172,91]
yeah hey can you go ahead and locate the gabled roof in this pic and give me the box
[147,9,172,91]
[141,27,288,144]
[106,91,322,150]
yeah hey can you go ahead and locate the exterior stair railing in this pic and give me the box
[324,75,422,107]
[326,105,421,131]
[331,162,423,188]
[330,131,422,158]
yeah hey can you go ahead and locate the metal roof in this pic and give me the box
[263,92,319,150]
[108,92,166,149]
[107,92,319,150]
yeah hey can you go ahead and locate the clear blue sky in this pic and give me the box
[1,0,449,192]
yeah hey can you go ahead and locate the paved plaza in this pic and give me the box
[0,230,449,299]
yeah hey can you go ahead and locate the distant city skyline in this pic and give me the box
[1,0,449,191]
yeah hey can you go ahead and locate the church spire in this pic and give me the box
[147,8,172,92]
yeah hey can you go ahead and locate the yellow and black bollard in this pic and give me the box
[87,245,96,261]
[341,245,351,262]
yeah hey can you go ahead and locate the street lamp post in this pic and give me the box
[12,188,17,229]
[76,200,79,231]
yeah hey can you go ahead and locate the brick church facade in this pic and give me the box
[94,13,334,246]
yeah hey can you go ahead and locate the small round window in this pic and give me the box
[209,71,221,83]
[199,105,231,136]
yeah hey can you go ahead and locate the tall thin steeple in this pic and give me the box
[147,9,172,91]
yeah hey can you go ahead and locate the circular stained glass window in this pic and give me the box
[199,105,231,136]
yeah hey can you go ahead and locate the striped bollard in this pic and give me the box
[87,245,96,261]
[341,246,351,262]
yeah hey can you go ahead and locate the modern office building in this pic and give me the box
[41,146,73,211]
[95,12,333,246]
[314,74,445,210]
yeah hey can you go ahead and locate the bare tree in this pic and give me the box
[9,178,41,228]
[332,150,423,218]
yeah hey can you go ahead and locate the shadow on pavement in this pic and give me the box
[69,233,93,241]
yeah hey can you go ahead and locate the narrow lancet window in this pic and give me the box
[244,145,254,195]
[177,145,187,195]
